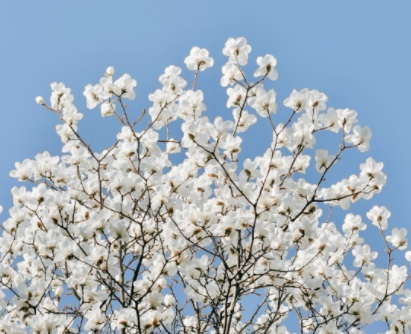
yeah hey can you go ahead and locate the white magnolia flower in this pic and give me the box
[283,88,309,112]
[387,228,407,250]
[114,73,137,100]
[223,37,252,65]
[254,54,278,80]
[184,47,214,71]
[221,61,242,87]
[345,125,372,152]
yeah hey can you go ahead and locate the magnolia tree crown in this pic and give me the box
[0,37,410,334]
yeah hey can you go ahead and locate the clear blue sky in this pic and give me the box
[1,1,411,331]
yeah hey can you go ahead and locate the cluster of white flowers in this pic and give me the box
[0,37,409,334]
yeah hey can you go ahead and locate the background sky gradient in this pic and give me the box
[1,1,410,332]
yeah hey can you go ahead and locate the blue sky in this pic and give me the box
[1,1,411,331]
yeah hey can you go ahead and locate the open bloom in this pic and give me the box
[83,84,108,109]
[387,228,407,250]
[222,37,252,65]
[345,125,372,152]
[254,54,278,80]
[315,149,336,172]
[248,88,277,117]
[114,74,137,100]
[184,47,214,71]
[221,61,242,86]
[367,205,390,230]
[283,88,309,112]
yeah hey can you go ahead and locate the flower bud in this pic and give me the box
[101,102,115,117]
[164,295,175,307]
[55,286,63,297]
[157,277,167,290]
[105,66,115,77]
[35,96,44,105]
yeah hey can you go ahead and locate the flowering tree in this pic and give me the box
[0,37,410,334]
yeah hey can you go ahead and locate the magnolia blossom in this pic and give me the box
[222,37,252,65]
[100,101,115,117]
[105,66,114,77]
[254,54,278,80]
[307,89,328,114]
[35,96,44,105]
[337,108,358,132]
[184,47,214,71]
[114,73,137,100]
[352,244,378,267]
[226,84,247,108]
[233,108,257,133]
[0,37,409,334]
[345,125,373,152]
[315,149,336,172]
[387,228,408,250]
[319,107,341,132]
[283,88,309,112]
[248,88,277,117]
[221,61,242,87]
[83,83,107,109]
[367,205,391,230]
[50,82,73,110]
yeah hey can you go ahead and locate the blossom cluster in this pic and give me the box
[0,37,409,334]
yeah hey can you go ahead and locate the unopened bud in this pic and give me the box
[35,96,44,105]
[55,286,63,297]
[105,66,115,77]
[164,294,175,307]
[101,102,115,117]
[157,277,167,289]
